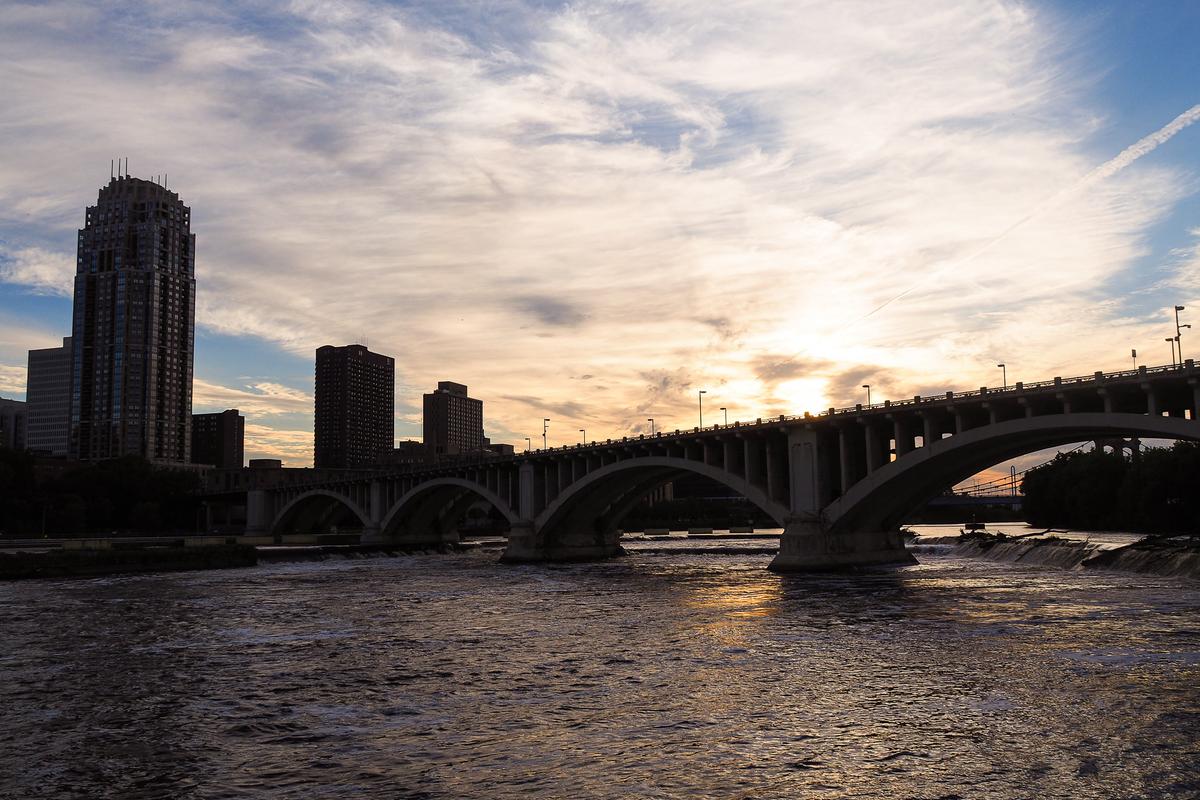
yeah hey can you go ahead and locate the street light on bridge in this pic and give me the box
[997,363,1007,389]
[719,406,728,425]
[525,437,531,452]
[862,384,871,406]
[647,418,655,435]
[579,429,586,445]
[543,418,550,450]
[1167,337,1178,367]
[698,390,707,427]
[1176,305,1190,363]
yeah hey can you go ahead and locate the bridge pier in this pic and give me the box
[770,521,915,572]
[499,523,623,563]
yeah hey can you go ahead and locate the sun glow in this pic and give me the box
[774,378,829,415]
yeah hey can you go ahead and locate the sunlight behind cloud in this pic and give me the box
[0,0,1196,459]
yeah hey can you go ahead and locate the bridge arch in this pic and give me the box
[825,412,1200,535]
[379,477,518,542]
[533,456,790,545]
[272,490,371,535]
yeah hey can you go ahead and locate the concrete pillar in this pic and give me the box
[363,481,383,541]
[744,437,765,489]
[518,463,535,520]
[952,408,965,434]
[787,429,829,515]
[1141,383,1158,416]
[863,423,884,473]
[765,438,780,501]
[246,490,269,534]
[921,413,936,446]
[838,427,853,493]
[1098,388,1113,413]
[1190,378,1200,420]
[1056,392,1072,413]
[723,439,742,478]
[891,416,912,457]
[983,403,998,425]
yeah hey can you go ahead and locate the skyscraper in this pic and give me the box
[70,174,196,463]
[423,381,484,459]
[26,336,72,456]
[191,408,245,469]
[314,344,394,468]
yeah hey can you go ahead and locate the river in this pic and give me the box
[1,531,1197,799]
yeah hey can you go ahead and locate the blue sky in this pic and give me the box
[0,0,1197,470]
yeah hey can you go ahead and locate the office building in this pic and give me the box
[314,344,394,468]
[0,397,26,450]
[70,174,196,463]
[191,408,245,469]
[423,381,484,458]
[25,336,72,456]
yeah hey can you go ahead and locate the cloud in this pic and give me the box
[192,378,312,416]
[243,423,312,466]
[0,0,1196,462]
[0,364,26,396]
[0,245,73,296]
[515,295,587,327]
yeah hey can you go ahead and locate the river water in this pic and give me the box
[1,532,1198,799]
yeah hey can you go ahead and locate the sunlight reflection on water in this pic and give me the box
[1,543,1197,799]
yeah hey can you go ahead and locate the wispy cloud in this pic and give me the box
[0,0,1196,459]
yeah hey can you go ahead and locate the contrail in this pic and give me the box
[859,103,1200,321]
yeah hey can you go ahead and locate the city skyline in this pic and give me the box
[2,2,1199,468]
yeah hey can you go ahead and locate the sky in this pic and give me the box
[1,0,1198,477]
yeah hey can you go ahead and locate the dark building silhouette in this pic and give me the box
[191,408,244,469]
[378,439,429,467]
[314,344,394,468]
[25,336,72,456]
[0,397,26,450]
[70,175,195,463]
[423,381,483,458]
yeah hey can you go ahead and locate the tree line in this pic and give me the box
[0,449,200,537]
[1021,442,1200,533]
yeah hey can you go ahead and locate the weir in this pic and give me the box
[233,362,1200,570]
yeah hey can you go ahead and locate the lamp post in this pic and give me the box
[997,363,1007,389]
[862,384,871,406]
[543,418,549,450]
[1167,337,1177,367]
[698,390,706,427]
[1010,465,1017,497]
[719,406,728,425]
[1175,305,1190,363]
[579,429,586,445]
[1131,348,1137,370]
[647,418,655,435]
[525,437,531,452]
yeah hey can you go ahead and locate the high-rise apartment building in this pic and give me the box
[70,175,196,463]
[314,344,394,468]
[423,381,484,458]
[191,408,245,469]
[25,336,73,456]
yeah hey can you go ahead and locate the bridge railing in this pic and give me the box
[254,361,1195,491]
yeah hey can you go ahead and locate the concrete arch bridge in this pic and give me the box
[247,362,1200,571]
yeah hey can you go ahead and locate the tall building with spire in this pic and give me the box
[70,173,196,463]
